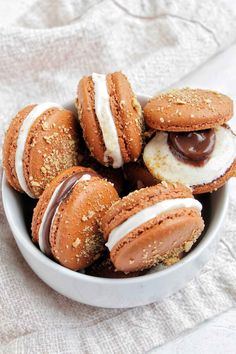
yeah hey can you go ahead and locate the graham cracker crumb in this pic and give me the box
[184,240,194,252]
[120,100,125,109]
[31,181,40,187]
[176,98,186,105]
[131,96,142,117]
[42,121,49,131]
[72,238,81,248]
[161,181,168,188]
[164,256,179,266]
[41,166,47,174]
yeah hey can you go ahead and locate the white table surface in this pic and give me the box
[150,42,236,354]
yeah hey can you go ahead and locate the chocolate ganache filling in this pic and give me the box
[168,129,216,166]
[39,171,97,256]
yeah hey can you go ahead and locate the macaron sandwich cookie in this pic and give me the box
[3,103,79,198]
[101,182,204,273]
[143,88,236,193]
[76,71,143,168]
[32,166,119,270]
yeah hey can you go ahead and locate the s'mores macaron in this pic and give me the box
[3,103,80,198]
[143,88,236,194]
[32,166,119,270]
[101,182,204,273]
[76,72,143,168]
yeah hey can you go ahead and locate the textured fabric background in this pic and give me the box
[0,0,236,353]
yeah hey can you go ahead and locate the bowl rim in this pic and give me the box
[1,93,229,286]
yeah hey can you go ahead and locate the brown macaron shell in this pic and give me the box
[144,88,233,131]
[3,105,80,198]
[101,183,204,273]
[3,104,36,192]
[32,167,119,270]
[77,76,106,164]
[76,72,143,167]
[106,72,143,162]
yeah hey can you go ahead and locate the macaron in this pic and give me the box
[3,103,80,198]
[143,88,236,194]
[76,71,143,168]
[101,182,204,273]
[32,166,119,270]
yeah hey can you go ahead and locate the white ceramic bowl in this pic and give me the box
[1,95,229,308]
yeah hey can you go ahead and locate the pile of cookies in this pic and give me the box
[3,72,236,277]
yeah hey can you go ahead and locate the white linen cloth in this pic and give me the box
[0,1,236,353]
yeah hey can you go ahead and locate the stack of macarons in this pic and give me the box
[3,72,236,276]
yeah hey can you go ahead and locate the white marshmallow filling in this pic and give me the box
[143,126,236,187]
[15,102,61,198]
[92,73,123,168]
[105,197,202,251]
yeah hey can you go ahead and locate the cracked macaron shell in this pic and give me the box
[3,105,80,198]
[143,88,233,131]
[32,166,119,270]
[76,71,143,166]
[101,182,204,273]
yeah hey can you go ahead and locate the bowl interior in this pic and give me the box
[1,94,229,284]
